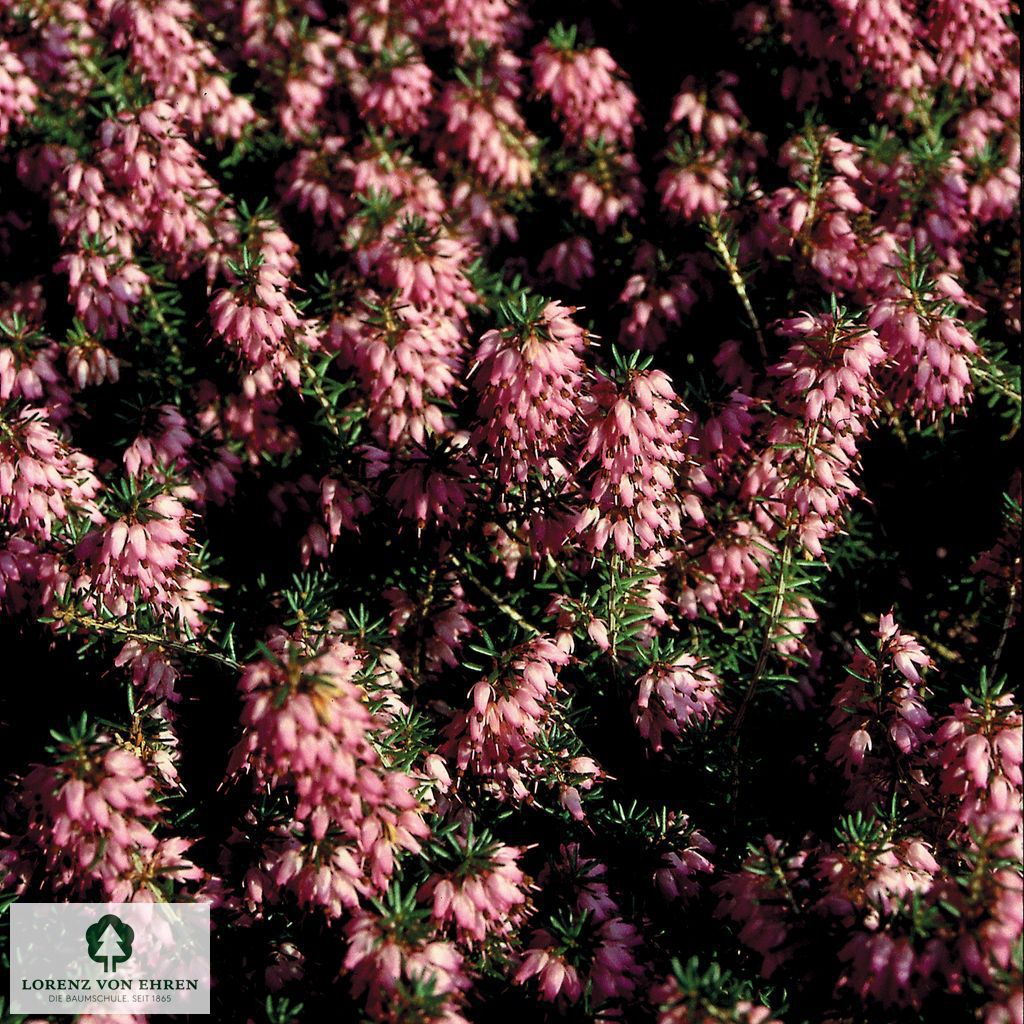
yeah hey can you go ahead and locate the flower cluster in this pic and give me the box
[442,634,572,800]
[227,622,428,916]
[1,723,206,902]
[633,653,721,753]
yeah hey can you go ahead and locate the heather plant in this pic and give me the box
[0,1,1020,1023]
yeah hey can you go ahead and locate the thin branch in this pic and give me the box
[973,362,1022,405]
[991,553,1021,679]
[297,344,346,439]
[50,607,241,672]
[729,317,843,736]
[729,531,794,738]
[706,214,767,358]
[449,554,543,637]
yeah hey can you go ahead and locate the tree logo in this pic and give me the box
[85,915,134,973]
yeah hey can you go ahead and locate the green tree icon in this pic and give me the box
[86,915,134,973]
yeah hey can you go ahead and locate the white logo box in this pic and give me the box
[10,902,210,1016]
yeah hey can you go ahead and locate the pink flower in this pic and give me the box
[658,158,731,221]
[633,654,721,752]
[515,938,584,1003]
[333,294,465,447]
[830,0,937,116]
[375,437,476,532]
[518,844,646,1005]
[438,56,535,190]
[96,103,236,281]
[470,298,589,488]
[715,835,813,977]
[361,217,478,319]
[4,730,206,901]
[816,834,939,925]
[573,366,701,559]
[744,311,884,557]
[569,150,643,231]
[348,141,447,226]
[539,236,594,290]
[0,535,67,613]
[51,156,146,338]
[442,635,571,798]
[590,915,645,1001]
[227,625,428,907]
[275,29,345,142]
[298,473,371,565]
[653,970,782,1024]
[0,325,56,418]
[869,295,978,419]
[351,43,434,135]
[838,927,949,1008]
[0,41,38,140]
[618,244,706,352]
[208,216,319,395]
[420,832,531,943]
[0,406,100,540]
[76,488,205,627]
[384,576,475,674]
[280,139,352,232]
[828,612,934,806]
[928,0,1016,96]
[531,36,639,148]
[653,815,716,902]
[936,693,1022,836]
[429,0,516,54]
[345,904,470,1021]
[65,334,120,391]
[108,0,255,142]
[671,518,773,620]
[123,404,193,478]
[115,640,183,707]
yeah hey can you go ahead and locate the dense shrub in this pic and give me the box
[0,1,1020,1022]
